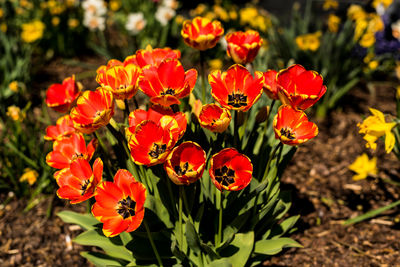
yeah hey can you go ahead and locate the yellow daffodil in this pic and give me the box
[6,105,25,121]
[190,4,206,17]
[21,20,45,43]
[239,7,258,25]
[348,153,378,180]
[175,15,185,25]
[8,81,18,92]
[52,16,60,26]
[213,5,229,21]
[0,23,7,33]
[327,14,341,33]
[109,0,121,11]
[347,5,367,21]
[368,60,379,70]
[209,59,223,70]
[295,31,321,51]
[68,18,79,29]
[0,8,3,18]
[372,0,393,9]
[323,0,339,10]
[19,168,39,185]
[358,108,397,153]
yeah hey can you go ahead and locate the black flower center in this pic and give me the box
[161,88,175,96]
[174,162,193,176]
[214,165,236,186]
[280,128,296,140]
[80,179,91,195]
[228,92,247,108]
[116,196,136,219]
[149,143,167,159]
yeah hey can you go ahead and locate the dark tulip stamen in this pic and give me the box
[80,179,91,195]
[228,92,247,108]
[174,162,193,176]
[149,143,167,159]
[280,128,296,140]
[116,196,136,219]
[161,88,175,96]
[215,165,236,186]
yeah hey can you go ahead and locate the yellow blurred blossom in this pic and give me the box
[0,8,3,18]
[21,20,45,43]
[52,16,60,26]
[20,0,32,9]
[0,23,6,33]
[323,0,339,10]
[19,168,39,185]
[66,0,78,7]
[368,60,379,70]
[347,5,367,21]
[9,81,18,92]
[396,86,400,99]
[358,108,397,153]
[240,7,258,25]
[16,7,24,15]
[372,0,393,9]
[209,59,223,70]
[6,106,25,121]
[205,11,216,20]
[175,15,185,25]
[296,31,321,51]
[229,10,237,20]
[348,153,378,181]
[363,53,375,63]
[359,32,376,47]
[68,18,79,28]
[190,4,206,17]
[213,5,229,21]
[109,0,121,11]
[327,14,341,33]
[48,0,66,15]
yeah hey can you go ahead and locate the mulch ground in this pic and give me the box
[1,57,399,266]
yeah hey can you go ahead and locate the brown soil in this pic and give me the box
[1,58,400,266]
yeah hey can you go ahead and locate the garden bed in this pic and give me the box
[1,60,399,266]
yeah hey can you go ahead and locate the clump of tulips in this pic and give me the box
[45,16,326,266]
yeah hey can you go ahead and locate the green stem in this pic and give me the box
[216,190,223,247]
[200,51,207,103]
[144,220,163,266]
[179,188,183,250]
[262,142,283,181]
[133,96,139,109]
[94,131,114,179]
[234,110,239,149]
[166,179,178,219]
[180,186,192,223]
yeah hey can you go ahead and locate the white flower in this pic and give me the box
[83,13,106,31]
[392,20,400,40]
[155,6,176,26]
[162,0,178,10]
[82,0,107,16]
[125,12,147,35]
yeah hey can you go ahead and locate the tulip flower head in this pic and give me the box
[55,158,103,204]
[70,88,114,134]
[209,148,253,191]
[225,30,263,64]
[139,59,197,107]
[273,105,318,146]
[209,64,264,111]
[198,104,231,133]
[46,75,80,113]
[181,16,224,50]
[92,169,146,237]
[164,142,206,185]
[277,64,326,110]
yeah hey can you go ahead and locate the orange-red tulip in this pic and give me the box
[92,169,146,237]
[225,30,263,64]
[44,115,76,141]
[70,88,114,134]
[277,64,326,110]
[55,157,103,204]
[139,59,197,107]
[263,69,279,100]
[198,104,231,133]
[46,133,97,169]
[127,105,187,141]
[209,148,253,191]
[136,45,181,68]
[181,16,224,50]
[164,142,206,185]
[209,64,264,111]
[45,75,80,113]
[273,105,318,146]
[96,61,141,100]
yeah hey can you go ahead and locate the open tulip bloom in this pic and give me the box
[45,75,80,113]
[48,45,326,266]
